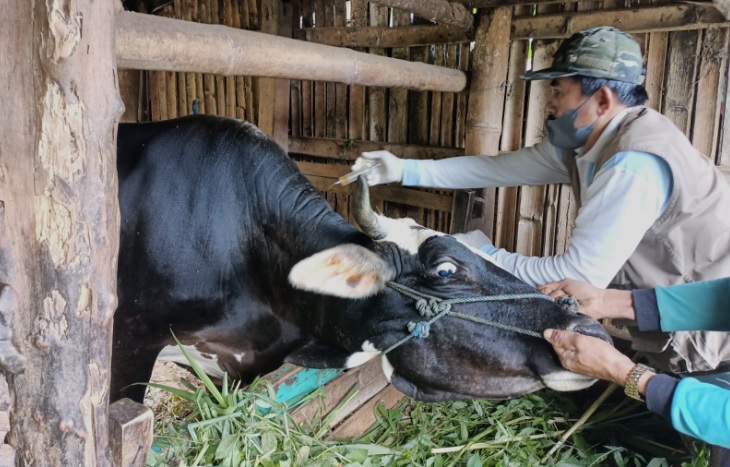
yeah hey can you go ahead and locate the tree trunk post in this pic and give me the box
[0,0,123,464]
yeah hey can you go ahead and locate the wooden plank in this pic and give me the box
[109,399,153,467]
[294,24,472,48]
[328,384,405,440]
[291,358,388,428]
[232,0,245,120]
[644,32,668,112]
[512,4,729,40]
[691,28,728,157]
[454,42,470,148]
[289,136,463,160]
[449,190,476,234]
[388,9,411,145]
[662,30,700,135]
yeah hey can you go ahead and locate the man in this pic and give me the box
[351,27,730,374]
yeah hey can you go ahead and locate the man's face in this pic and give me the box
[546,77,597,126]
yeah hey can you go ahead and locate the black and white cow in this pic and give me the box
[114,115,610,403]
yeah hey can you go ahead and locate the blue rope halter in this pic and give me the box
[382,281,577,354]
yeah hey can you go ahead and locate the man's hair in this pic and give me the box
[571,76,649,107]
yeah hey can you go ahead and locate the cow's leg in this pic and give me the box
[111,311,164,403]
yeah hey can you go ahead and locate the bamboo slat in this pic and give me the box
[644,32,668,112]
[662,30,700,135]
[429,45,445,146]
[368,0,473,30]
[388,10,411,145]
[407,42,430,145]
[348,0,368,141]
[367,4,388,142]
[515,40,557,256]
[691,28,728,157]
[495,39,527,252]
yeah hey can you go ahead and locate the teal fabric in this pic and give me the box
[670,377,730,448]
[654,278,730,331]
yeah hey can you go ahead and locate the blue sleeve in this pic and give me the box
[653,376,730,448]
[654,278,730,332]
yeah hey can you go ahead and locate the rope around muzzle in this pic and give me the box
[382,282,578,354]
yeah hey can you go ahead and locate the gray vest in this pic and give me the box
[565,107,730,289]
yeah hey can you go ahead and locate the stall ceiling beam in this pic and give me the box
[116,11,466,92]
[293,24,473,48]
[513,4,728,40]
[369,0,473,29]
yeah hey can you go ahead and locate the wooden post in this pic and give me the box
[108,399,153,467]
[461,8,512,236]
[116,11,467,92]
[1,0,122,465]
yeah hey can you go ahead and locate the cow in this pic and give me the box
[114,115,611,403]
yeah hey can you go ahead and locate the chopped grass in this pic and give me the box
[146,339,709,466]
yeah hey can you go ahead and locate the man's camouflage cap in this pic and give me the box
[521,27,645,85]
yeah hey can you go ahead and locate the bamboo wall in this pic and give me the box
[136,0,730,257]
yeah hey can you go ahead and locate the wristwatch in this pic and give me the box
[624,363,654,401]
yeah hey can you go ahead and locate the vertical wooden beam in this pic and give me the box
[462,8,512,236]
[367,4,388,142]
[348,0,368,140]
[1,0,122,464]
[258,0,281,140]
[108,399,153,467]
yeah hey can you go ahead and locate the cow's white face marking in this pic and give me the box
[345,340,380,368]
[158,344,225,379]
[374,215,501,266]
[381,354,395,382]
[375,216,443,254]
[234,352,246,363]
[541,370,597,392]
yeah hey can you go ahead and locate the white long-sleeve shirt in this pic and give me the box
[401,108,673,287]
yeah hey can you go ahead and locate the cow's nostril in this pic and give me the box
[570,324,613,344]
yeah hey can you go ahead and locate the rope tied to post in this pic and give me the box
[382,281,579,355]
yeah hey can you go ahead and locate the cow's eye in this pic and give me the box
[435,262,457,277]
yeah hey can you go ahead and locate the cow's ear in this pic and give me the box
[289,244,394,298]
[284,340,351,368]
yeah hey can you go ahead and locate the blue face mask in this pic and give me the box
[546,96,597,150]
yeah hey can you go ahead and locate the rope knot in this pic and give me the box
[415,298,451,318]
[407,321,430,338]
[557,296,580,314]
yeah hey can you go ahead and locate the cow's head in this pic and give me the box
[286,177,612,402]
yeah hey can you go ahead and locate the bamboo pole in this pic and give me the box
[463,8,512,236]
[369,0,473,29]
[295,24,472,48]
[289,136,463,160]
[116,11,467,92]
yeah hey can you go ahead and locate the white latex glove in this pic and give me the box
[351,150,404,186]
[452,229,496,254]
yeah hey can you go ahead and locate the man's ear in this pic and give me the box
[596,85,615,115]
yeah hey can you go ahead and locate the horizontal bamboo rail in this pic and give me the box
[513,4,728,40]
[116,11,467,92]
[288,136,464,160]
